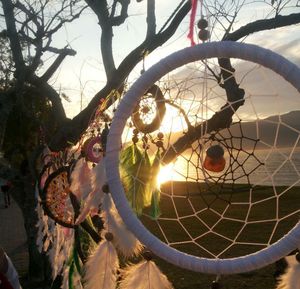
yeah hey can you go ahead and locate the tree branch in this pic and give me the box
[29,75,68,125]
[110,0,130,26]
[86,0,117,80]
[224,12,300,41]
[146,0,156,38]
[163,12,300,164]
[1,0,25,74]
[40,47,76,82]
[49,1,192,151]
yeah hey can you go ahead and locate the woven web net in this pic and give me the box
[120,56,300,260]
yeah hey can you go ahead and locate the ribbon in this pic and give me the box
[187,0,198,46]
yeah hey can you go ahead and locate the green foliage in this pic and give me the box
[0,31,14,89]
[2,86,55,167]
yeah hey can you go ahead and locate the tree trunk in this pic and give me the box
[11,174,52,285]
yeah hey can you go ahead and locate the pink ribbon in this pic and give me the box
[187,0,198,46]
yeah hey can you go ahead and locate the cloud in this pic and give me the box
[161,37,300,123]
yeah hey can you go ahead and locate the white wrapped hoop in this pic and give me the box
[105,41,300,274]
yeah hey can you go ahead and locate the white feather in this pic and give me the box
[91,158,107,192]
[276,255,300,289]
[61,265,70,289]
[119,260,174,289]
[84,239,119,289]
[75,160,106,224]
[101,193,143,258]
[70,158,92,200]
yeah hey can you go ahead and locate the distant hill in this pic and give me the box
[165,110,300,151]
[229,110,300,149]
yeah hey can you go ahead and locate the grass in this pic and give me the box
[136,181,300,289]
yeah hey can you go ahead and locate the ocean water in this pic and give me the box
[162,147,300,186]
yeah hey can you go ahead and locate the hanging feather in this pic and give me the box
[47,224,74,280]
[150,189,161,220]
[119,259,174,289]
[120,144,152,215]
[84,233,119,289]
[149,150,162,219]
[75,160,106,225]
[61,265,70,289]
[276,255,300,289]
[101,193,143,258]
[70,157,92,200]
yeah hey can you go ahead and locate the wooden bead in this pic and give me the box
[206,145,224,159]
[197,18,208,29]
[156,140,163,148]
[157,132,164,139]
[198,29,210,41]
[142,251,153,261]
[105,232,114,241]
[102,184,109,193]
[132,136,139,143]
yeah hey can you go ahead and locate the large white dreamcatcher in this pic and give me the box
[105,40,300,284]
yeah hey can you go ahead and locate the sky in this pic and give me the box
[42,0,300,118]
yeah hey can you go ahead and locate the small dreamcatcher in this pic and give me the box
[41,166,75,228]
[131,84,166,134]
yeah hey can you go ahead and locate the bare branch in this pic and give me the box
[224,12,300,41]
[110,0,130,26]
[49,1,192,151]
[44,4,88,38]
[85,0,116,80]
[146,0,156,38]
[40,47,76,82]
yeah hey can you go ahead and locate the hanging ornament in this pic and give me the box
[84,232,119,289]
[119,251,174,289]
[197,16,210,42]
[203,144,226,173]
[83,135,103,163]
[131,85,166,134]
[42,167,75,227]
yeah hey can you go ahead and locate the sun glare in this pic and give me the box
[157,163,175,186]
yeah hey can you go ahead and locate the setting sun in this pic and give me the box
[157,163,175,186]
